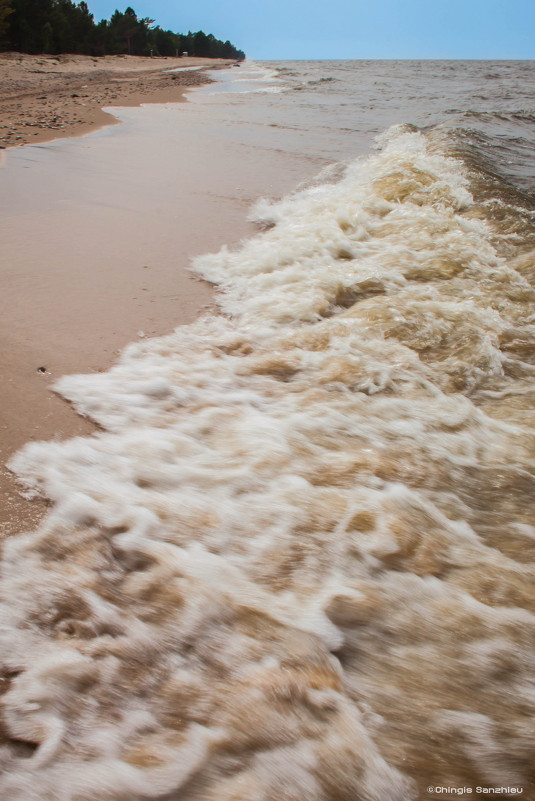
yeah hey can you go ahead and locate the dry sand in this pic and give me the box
[0,52,233,149]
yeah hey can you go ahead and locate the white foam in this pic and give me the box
[195,59,285,96]
[3,125,535,798]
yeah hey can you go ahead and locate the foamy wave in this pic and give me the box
[199,60,285,96]
[3,126,535,799]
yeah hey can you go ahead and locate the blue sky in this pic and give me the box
[87,0,535,60]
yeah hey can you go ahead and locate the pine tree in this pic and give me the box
[0,0,13,47]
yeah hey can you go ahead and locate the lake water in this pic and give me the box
[2,60,535,800]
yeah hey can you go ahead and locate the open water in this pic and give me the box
[2,60,535,800]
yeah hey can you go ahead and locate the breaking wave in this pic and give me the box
[2,124,535,799]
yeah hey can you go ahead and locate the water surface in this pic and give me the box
[2,60,535,800]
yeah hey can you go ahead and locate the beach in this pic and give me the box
[0,53,221,535]
[1,60,535,799]
[0,58,321,538]
[0,52,233,149]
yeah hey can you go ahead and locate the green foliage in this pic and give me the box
[0,1,246,59]
[0,0,13,46]
[5,0,94,53]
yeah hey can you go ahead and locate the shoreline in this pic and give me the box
[0,58,321,540]
[0,52,234,149]
[0,53,234,536]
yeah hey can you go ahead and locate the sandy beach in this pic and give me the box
[0,57,319,539]
[0,52,233,149]
[0,53,232,534]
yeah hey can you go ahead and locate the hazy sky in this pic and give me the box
[87,0,535,60]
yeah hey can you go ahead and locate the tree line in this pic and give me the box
[0,0,245,60]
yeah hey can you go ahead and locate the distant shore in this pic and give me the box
[0,52,234,149]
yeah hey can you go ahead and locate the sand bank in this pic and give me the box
[0,52,233,149]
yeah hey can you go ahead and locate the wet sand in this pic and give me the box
[0,78,322,537]
[0,53,228,534]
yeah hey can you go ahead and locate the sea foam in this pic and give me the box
[2,125,535,799]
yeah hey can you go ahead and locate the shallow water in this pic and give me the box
[2,61,535,800]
